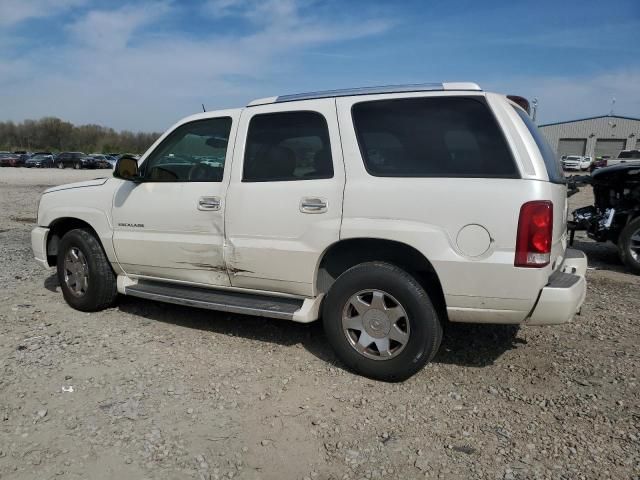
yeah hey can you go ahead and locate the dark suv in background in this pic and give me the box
[55,152,93,169]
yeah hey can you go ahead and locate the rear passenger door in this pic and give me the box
[224,100,345,296]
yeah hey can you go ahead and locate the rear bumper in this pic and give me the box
[31,226,50,268]
[527,248,587,325]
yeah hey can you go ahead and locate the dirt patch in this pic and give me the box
[0,168,638,480]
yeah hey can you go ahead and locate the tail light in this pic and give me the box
[515,201,553,267]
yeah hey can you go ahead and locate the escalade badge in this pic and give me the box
[118,223,145,228]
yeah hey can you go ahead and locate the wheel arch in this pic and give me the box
[316,238,447,320]
[46,217,102,266]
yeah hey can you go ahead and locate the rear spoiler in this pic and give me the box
[507,95,531,115]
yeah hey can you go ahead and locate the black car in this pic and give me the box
[25,153,55,168]
[569,164,640,274]
[55,152,93,169]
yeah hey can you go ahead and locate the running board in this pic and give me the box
[124,280,304,320]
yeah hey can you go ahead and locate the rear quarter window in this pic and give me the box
[512,106,565,184]
[351,96,519,178]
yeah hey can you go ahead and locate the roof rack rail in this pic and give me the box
[247,82,481,106]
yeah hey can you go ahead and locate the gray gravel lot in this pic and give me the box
[0,168,638,480]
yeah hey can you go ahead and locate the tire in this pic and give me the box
[618,217,640,274]
[74,162,81,169]
[57,229,118,311]
[322,261,442,382]
[57,162,64,169]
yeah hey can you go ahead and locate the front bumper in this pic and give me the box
[527,248,587,325]
[31,226,50,268]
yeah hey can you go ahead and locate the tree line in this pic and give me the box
[0,117,161,154]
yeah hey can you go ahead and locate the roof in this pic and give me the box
[539,114,640,127]
[247,82,482,106]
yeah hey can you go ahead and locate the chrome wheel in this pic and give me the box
[630,228,640,262]
[63,247,89,297]
[342,289,410,360]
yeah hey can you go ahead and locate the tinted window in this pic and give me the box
[512,106,565,184]
[141,118,231,182]
[619,150,640,159]
[243,111,333,182]
[352,97,518,178]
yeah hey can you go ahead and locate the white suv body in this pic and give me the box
[32,83,587,380]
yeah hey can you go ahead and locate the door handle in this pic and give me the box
[300,197,327,214]
[198,196,221,211]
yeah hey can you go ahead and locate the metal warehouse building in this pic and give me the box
[539,115,640,159]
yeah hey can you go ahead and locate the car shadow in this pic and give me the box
[113,294,523,371]
[44,273,60,293]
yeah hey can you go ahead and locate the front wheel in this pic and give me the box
[323,262,442,382]
[57,229,118,311]
[618,217,640,274]
[57,162,64,169]
[74,162,81,169]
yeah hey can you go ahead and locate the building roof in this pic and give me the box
[539,114,640,128]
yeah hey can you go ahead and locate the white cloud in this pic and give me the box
[67,2,171,51]
[0,0,394,131]
[0,0,85,27]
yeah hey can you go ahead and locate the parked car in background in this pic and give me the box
[0,152,23,167]
[0,152,14,166]
[562,155,592,171]
[607,149,640,167]
[55,152,92,169]
[87,154,114,169]
[590,155,611,172]
[25,153,55,168]
[570,164,640,273]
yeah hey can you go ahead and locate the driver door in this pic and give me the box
[111,112,238,286]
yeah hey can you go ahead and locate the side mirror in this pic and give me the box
[114,156,141,182]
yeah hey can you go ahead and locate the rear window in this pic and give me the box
[351,96,518,178]
[512,106,565,184]
[619,150,640,159]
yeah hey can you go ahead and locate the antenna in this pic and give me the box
[531,98,538,122]
[202,104,206,112]
[609,97,615,116]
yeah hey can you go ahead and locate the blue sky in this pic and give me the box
[1,0,638,132]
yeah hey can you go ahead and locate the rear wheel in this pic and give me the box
[57,229,118,311]
[323,262,442,382]
[57,162,64,169]
[619,217,640,274]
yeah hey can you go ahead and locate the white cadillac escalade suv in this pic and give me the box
[32,83,587,381]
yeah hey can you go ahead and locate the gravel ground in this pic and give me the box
[0,168,638,480]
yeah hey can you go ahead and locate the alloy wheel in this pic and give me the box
[63,247,89,297]
[341,289,410,360]
[630,228,640,262]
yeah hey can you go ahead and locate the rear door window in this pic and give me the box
[351,96,518,178]
[243,111,333,182]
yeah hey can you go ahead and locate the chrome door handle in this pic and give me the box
[300,197,327,214]
[198,196,221,211]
